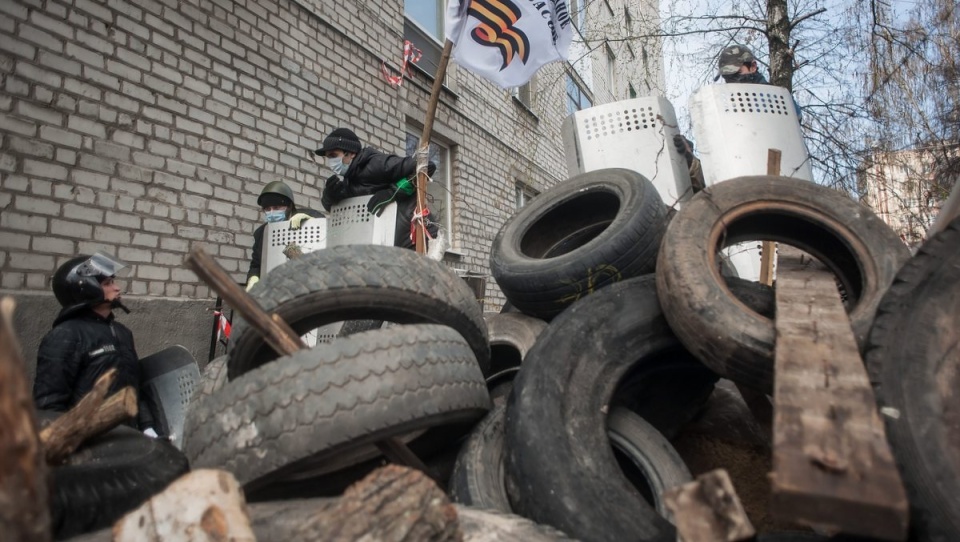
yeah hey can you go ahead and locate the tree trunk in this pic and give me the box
[766,0,794,91]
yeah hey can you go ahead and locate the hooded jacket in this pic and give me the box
[33,308,154,430]
[321,147,437,248]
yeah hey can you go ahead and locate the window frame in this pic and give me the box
[565,74,593,115]
[515,181,539,208]
[403,1,445,77]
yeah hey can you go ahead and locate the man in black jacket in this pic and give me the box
[33,252,156,433]
[245,180,323,291]
[315,127,438,249]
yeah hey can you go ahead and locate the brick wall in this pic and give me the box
[0,0,661,330]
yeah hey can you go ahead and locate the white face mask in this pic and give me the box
[327,155,349,175]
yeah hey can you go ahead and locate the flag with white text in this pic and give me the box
[445,0,572,88]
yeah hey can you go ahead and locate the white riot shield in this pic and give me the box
[259,196,397,346]
[689,83,812,185]
[690,84,811,281]
[562,97,693,208]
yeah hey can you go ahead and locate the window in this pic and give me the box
[511,81,533,108]
[606,44,616,87]
[566,75,592,115]
[515,181,538,208]
[569,0,586,29]
[405,131,453,242]
[404,1,444,76]
[629,83,637,99]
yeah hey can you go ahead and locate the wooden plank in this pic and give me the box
[113,469,255,541]
[663,469,755,542]
[770,257,909,539]
[759,149,782,286]
[0,297,52,542]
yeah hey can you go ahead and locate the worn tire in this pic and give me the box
[47,414,189,540]
[180,355,227,451]
[484,312,547,377]
[451,402,691,518]
[449,402,512,512]
[606,407,692,520]
[185,324,490,494]
[657,176,910,393]
[457,506,575,541]
[864,216,960,542]
[228,244,489,379]
[491,168,667,320]
[503,275,696,541]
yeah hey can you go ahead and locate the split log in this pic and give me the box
[284,465,461,541]
[0,296,52,542]
[663,468,755,542]
[770,255,908,539]
[39,369,123,464]
[112,469,255,541]
[90,387,138,430]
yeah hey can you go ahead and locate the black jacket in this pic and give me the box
[247,207,324,281]
[33,309,154,430]
[321,147,437,248]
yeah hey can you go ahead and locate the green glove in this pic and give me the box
[245,276,259,292]
[289,213,311,230]
[395,177,415,196]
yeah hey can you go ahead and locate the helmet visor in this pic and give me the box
[75,252,129,279]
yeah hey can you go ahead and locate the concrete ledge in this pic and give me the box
[3,290,216,386]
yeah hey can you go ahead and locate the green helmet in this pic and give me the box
[258,181,295,208]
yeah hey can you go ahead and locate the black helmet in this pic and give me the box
[258,181,295,209]
[52,252,128,312]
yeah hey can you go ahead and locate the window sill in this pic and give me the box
[408,62,459,101]
[512,96,539,122]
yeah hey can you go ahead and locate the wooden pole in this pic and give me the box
[184,248,434,476]
[186,247,305,356]
[759,149,782,286]
[414,40,454,254]
[0,297,52,542]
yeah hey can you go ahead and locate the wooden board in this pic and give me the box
[770,255,908,539]
[663,468,755,542]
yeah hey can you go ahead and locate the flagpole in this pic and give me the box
[414,39,454,255]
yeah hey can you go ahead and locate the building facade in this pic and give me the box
[858,147,956,248]
[0,0,662,371]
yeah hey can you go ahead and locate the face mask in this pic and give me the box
[327,155,349,175]
[725,71,765,84]
[265,209,287,223]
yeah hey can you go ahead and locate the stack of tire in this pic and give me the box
[180,244,493,500]
[455,168,956,542]
[171,168,959,542]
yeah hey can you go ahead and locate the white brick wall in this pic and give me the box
[0,0,660,308]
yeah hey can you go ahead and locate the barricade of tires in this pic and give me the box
[177,169,958,542]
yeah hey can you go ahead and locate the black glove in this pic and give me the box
[673,134,695,167]
[367,188,398,217]
[321,174,345,211]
